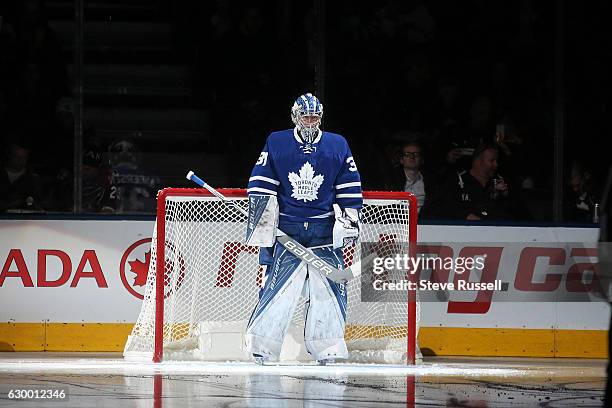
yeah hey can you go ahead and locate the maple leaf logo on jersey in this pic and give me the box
[288,162,324,202]
[128,251,150,286]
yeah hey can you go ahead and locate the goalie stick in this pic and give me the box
[186,171,367,283]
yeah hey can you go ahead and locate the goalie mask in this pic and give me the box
[291,93,323,143]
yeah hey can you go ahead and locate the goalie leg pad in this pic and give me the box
[303,246,349,361]
[245,244,307,360]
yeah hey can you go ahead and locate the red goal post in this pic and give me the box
[124,188,419,364]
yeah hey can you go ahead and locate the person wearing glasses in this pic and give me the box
[389,141,428,213]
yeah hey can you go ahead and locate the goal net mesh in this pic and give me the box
[124,189,419,364]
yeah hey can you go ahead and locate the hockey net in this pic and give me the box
[124,188,419,364]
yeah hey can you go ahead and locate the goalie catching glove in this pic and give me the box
[332,204,360,249]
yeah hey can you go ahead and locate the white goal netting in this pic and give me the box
[124,189,419,364]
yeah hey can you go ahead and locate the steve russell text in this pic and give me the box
[372,280,504,291]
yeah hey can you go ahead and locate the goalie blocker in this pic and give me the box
[245,194,278,248]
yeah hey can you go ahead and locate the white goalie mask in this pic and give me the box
[291,93,323,143]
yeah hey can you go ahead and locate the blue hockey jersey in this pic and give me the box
[247,128,362,222]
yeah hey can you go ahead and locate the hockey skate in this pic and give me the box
[316,359,334,366]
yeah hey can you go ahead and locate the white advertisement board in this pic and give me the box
[0,220,605,330]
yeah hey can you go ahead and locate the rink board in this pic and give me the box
[0,219,606,357]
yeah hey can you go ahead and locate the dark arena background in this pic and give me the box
[0,1,610,407]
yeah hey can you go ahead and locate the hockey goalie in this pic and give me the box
[245,93,362,365]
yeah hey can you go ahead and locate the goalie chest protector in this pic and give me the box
[248,128,362,222]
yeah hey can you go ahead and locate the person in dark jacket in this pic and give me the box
[389,141,430,214]
[424,143,524,221]
[0,141,43,212]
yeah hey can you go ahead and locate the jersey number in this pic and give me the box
[256,152,268,166]
[346,156,357,172]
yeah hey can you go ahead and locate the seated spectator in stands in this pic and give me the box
[388,141,429,214]
[108,139,159,213]
[565,161,599,223]
[424,143,524,221]
[0,141,43,212]
[82,146,117,213]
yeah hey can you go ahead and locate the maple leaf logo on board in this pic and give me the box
[121,238,186,300]
[128,251,150,286]
[288,162,324,202]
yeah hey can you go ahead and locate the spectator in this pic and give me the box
[0,141,43,212]
[81,145,117,213]
[564,161,598,223]
[388,141,429,213]
[424,143,524,221]
[108,139,158,213]
[42,127,110,212]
